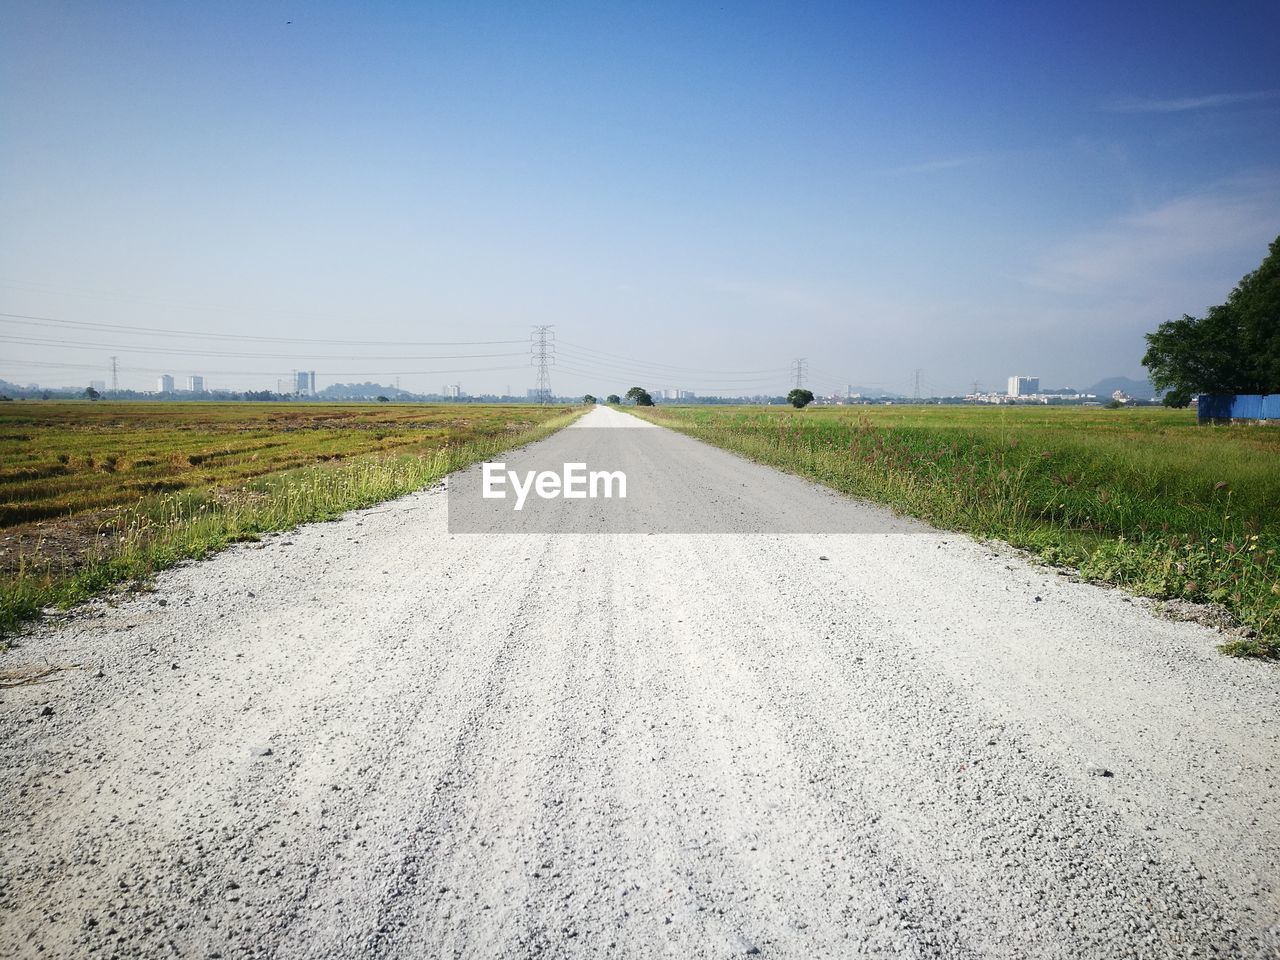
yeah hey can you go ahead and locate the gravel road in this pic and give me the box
[2,405,1278,958]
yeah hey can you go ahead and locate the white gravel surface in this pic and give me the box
[2,405,1278,958]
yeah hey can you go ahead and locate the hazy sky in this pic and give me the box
[2,1,1278,397]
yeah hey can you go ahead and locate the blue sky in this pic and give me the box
[2,1,1278,396]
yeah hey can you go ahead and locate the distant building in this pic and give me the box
[157,374,175,393]
[187,375,205,393]
[1007,375,1040,397]
[295,370,316,395]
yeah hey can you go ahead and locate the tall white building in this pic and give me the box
[1007,375,1039,397]
[157,374,175,393]
[187,375,205,393]
[295,370,316,395]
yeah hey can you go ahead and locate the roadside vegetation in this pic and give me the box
[631,404,1280,657]
[0,402,582,639]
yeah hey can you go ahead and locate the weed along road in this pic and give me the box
[3,406,1279,959]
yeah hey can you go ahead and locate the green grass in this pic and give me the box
[632,404,1280,657]
[0,402,584,639]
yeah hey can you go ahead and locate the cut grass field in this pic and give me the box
[0,401,583,639]
[631,404,1280,657]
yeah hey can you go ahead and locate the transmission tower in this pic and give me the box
[791,358,808,390]
[913,368,922,401]
[110,356,118,392]
[531,325,555,405]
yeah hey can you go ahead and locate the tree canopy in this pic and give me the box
[1143,235,1280,403]
[605,394,621,405]
[625,386,654,406]
[787,388,815,408]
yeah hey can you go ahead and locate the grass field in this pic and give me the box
[632,404,1280,657]
[0,401,582,639]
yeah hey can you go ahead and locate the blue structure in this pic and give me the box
[1197,394,1280,423]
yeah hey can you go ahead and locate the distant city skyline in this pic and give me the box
[0,366,1157,404]
[2,3,1278,396]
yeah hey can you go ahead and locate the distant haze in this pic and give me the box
[2,3,1278,397]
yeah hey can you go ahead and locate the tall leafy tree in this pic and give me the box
[1143,236,1280,404]
[625,386,654,406]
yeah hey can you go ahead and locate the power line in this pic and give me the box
[0,312,525,347]
[0,333,527,362]
[0,277,367,320]
[808,367,867,385]
[551,358,783,389]
[556,340,780,376]
[0,358,533,378]
[3,309,829,392]
[556,348,780,380]
[0,279,530,342]
[0,305,863,397]
[552,354,785,386]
